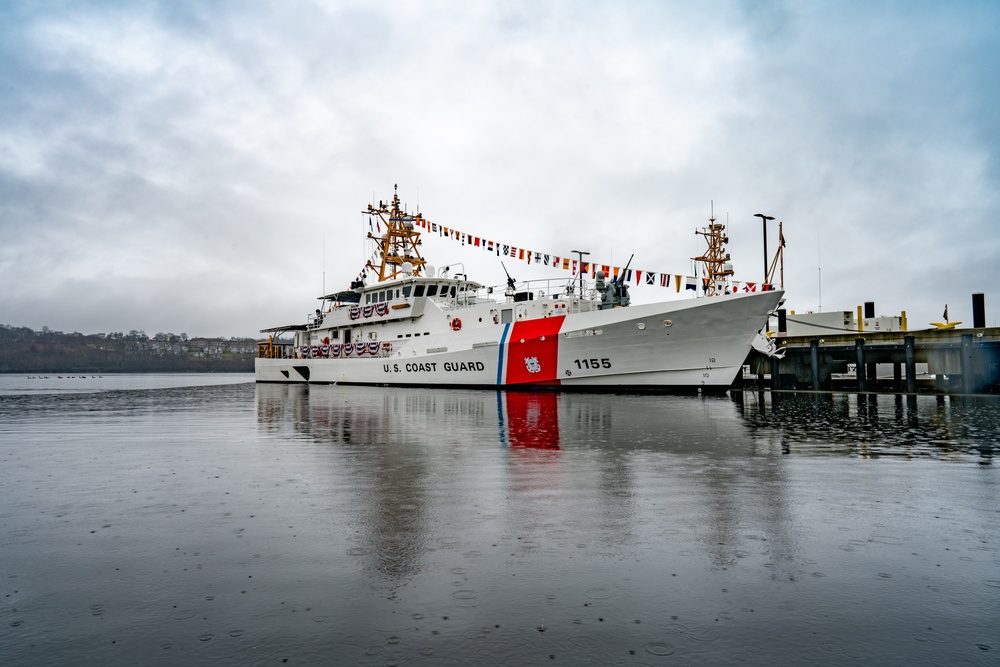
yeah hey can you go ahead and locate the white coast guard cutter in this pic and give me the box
[256,188,783,391]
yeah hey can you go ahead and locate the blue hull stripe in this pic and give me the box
[496,323,511,385]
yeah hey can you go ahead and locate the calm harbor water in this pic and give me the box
[1,374,998,665]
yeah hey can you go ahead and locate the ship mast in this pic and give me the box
[364,184,427,282]
[693,205,733,296]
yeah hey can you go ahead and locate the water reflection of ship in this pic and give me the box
[256,385,799,582]
[497,392,560,449]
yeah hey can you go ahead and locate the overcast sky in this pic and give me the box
[2,0,998,337]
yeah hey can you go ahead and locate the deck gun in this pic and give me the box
[597,254,633,309]
[501,262,517,296]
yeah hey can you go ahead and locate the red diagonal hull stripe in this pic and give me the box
[504,316,565,385]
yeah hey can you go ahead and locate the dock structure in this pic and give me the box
[743,327,1000,395]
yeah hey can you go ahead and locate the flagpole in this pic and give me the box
[571,249,590,295]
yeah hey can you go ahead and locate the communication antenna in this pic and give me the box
[818,227,822,312]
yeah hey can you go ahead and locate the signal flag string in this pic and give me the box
[408,217,770,294]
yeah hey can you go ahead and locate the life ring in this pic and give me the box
[451,318,462,331]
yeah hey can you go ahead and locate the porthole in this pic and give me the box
[637,323,646,330]
[663,320,673,327]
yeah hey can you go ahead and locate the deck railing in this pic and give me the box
[257,340,294,359]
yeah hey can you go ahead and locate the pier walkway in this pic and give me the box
[743,327,1000,395]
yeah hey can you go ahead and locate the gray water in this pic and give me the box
[1,374,997,665]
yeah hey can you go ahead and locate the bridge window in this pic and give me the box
[414,285,425,297]
[427,285,438,297]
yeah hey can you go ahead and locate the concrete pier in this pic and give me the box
[744,327,1000,394]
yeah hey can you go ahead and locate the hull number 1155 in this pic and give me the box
[574,358,612,369]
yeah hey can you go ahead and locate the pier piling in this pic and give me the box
[961,334,974,394]
[855,338,867,392]
[810,339,820,390]
[904,336,916,393]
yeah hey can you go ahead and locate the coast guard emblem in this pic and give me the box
[524,357,541,374]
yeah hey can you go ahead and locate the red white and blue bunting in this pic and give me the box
[299,342,390,358]
[348,303,394,320]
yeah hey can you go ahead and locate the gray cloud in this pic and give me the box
[1,0,998,337]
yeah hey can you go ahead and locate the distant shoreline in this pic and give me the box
[1,324,256,374]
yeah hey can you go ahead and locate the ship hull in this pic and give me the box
[256,290,782,391]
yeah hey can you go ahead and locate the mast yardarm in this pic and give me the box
[365,185,427,282]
